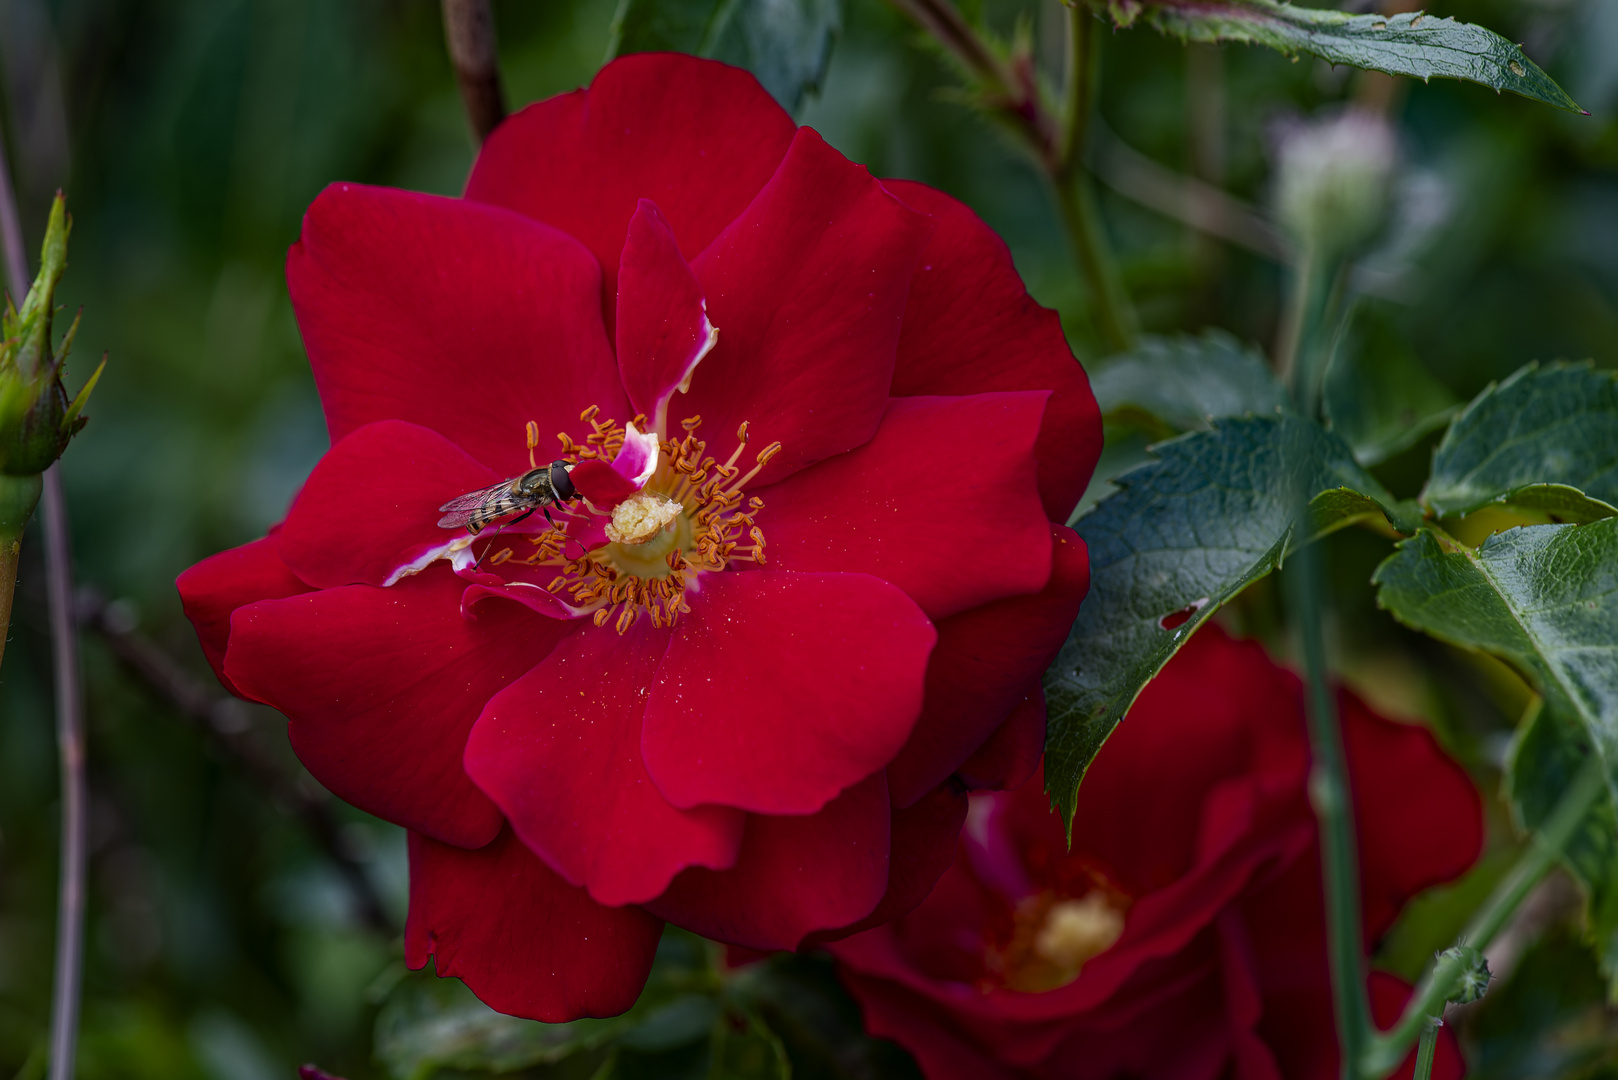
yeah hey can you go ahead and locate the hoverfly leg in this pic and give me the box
[471,508,539,572]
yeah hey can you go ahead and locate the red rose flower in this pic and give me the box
[831,627,1483,1079]
[176,54,1100,1021]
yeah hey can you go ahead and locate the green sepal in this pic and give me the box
[60,354,106,437]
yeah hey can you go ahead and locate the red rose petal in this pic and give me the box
[225,568,565,848]
[1069,628,1308,896]
[176,535,312,696]
[642,571,934,815]
[616,199,715,437]
[277,420,499,589]
[464,622,746,907]
[884,525,1088,806]
[835,968,1020,1080]
[885,180,1102,523]
[466,53,796,329]
[286,183,626,475]
[680,128,934,486]
[1345,692,1484,941]
[406,827,663,1022]
[954,687,1047,794]
[804,781,968,947]
[762,393,1053,622]
[646,772,892,950]
[566,458,642,508]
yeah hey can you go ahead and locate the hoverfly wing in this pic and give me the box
[437,479,519,531]
[438,483,512,514]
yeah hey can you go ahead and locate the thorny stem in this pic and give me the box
[442,0,506,143]
[1359,758,1606,1077]
[885,0,1137,352]
[1,115,88,1080]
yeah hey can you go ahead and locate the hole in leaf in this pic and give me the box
[1159,597,1210,631]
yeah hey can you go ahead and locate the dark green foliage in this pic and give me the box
[1508,705,1618,997]
[1103,1,1583,112]
[1322,330,1458,466]
[1424,362,1618,519]
[1465,930,1618,1079]
[608,0,841,110]
[372,937,911,1080]
[1088,330,1288,435]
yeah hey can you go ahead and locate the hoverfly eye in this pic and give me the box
[550,460,577,502]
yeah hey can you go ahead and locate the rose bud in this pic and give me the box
[0,193,104,479]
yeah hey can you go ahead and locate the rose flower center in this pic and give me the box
[481,408,779,634]
[984,887,1128,994]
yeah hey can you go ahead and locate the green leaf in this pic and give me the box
[1323,329,1458,466]
[1044,414,1408,824]
[374,972,624,1079]
[1508,702,1618,999]
[1373,520,1618,808]
[1103,1,1583,113]
[1488,484,1618,525]
[1424,361,1618,519]
[1466,928,1616,1079]
[608,0,841,110]
[1088,330,1289,435]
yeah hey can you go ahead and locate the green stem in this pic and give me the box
[1053,172,1135,354]
[0,472,42,671]
[1055,4,1135,353]
[1359,758,1606,1077]
[1278,243,1348,414]
[1411,1019,1439,1080]
[1285,534,1372,1078]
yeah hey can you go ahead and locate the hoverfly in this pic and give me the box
[437,459,579,534]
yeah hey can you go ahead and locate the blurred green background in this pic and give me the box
[3,0,1618,1077]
